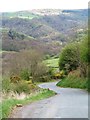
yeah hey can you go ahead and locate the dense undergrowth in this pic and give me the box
[57,36,88,91]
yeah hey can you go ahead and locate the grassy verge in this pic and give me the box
[2,89,56,118]
[56,76,88,90]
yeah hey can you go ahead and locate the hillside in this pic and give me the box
[2,29,62,55]
[2,11,40,19]
[0,9,88,55]
[1,9,87,43]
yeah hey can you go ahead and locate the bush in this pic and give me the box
[29,83,37,90]
[2,79,12,93]
[10,75,21,83]
[59,43,79,74]
[56,71,88,89]
[20,69,30,81]
[33,63,49,82]
[80,36,88,63]
[45,54,51,59]
[13,81,30,94]
[79,36,88,77]
[25,80,32,84]
[48,68,55,77]
[39,76,50,82]
[53,70,65,79]
[2,78,36,94]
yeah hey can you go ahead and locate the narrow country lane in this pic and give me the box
[10,82,88,118]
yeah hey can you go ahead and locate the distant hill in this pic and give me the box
[1,9,88,55]
[2,9,87,20]
[2,29,62,55]
[2,17,67,43]
[1,11,40,19]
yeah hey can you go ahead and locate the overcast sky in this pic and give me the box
[0,0,89,12]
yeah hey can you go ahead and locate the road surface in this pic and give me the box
[10,82,88,118]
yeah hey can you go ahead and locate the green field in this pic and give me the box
[44,58,59,68]
[2,11,40,20]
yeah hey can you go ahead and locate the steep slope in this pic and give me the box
[1,9,87,43]
[2,29,62,55]
[1,9,88,55]
[2,18,66,42]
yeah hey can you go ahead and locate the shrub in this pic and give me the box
[10,75,21,83]
[45,54,51,59]
[53,70,65,79]
[48,68,55,77]
[25,80,32,84]
[2,79,11,93]
[13,81,30,94]
[20,69,30,81]
[29,83,37,89]
[33,63,49,82]
[68,69,81,77]
[79,36,88,77]
[59,43,79,74]
[2,78,36,94]
[39,76,50,82]
[56,70,88,90]
[80,36,88,63]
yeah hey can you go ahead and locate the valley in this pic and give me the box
[0,9,88,118]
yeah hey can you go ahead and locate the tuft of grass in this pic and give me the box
[2,78,38,94]
[56,75,88,90]
[2,89,56,118]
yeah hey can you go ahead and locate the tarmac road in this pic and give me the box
[10,82,88,118]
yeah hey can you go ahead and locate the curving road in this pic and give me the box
[10,82,88,118]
